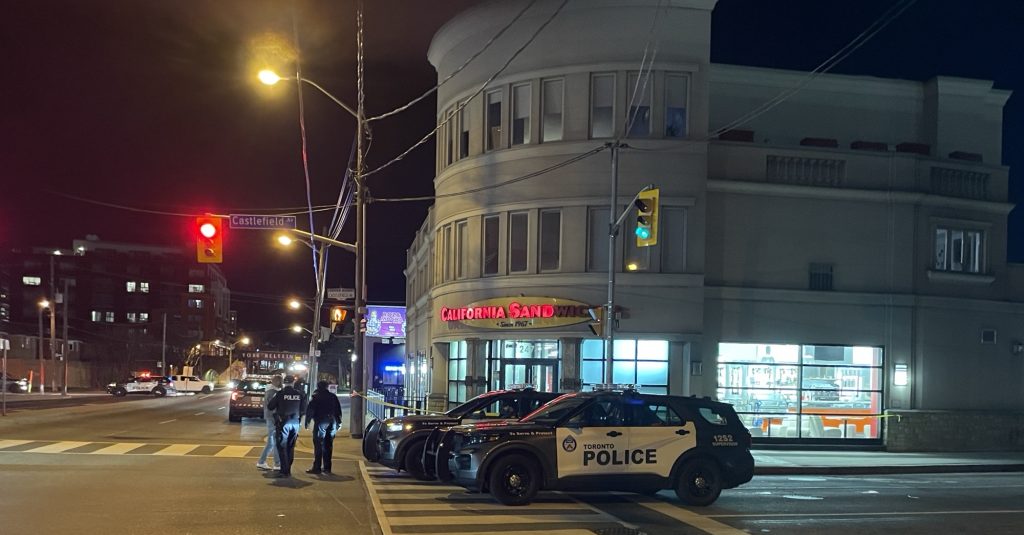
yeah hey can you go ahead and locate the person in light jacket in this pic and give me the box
[256,375,283,470]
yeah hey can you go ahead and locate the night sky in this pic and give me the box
[3,0,1022,339]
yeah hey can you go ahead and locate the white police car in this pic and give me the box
[434,386,755,506]
[107,375,173,397]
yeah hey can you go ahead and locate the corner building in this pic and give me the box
[404,0,1024,449]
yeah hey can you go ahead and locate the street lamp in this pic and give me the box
[258,37,367,439]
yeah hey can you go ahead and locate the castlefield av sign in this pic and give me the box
[439,297,593,330]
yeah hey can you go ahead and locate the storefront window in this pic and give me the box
[447,341,468,409]
[717,342,884,441]
[581,338,669,394]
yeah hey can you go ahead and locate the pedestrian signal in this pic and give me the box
[588,306,605,338]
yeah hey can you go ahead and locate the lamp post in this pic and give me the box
[37,299,50,394]
[261,58,368,437]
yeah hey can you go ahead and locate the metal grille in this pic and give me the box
[767,155,845,187]
[930,167,989,200]
[809,263,834,291]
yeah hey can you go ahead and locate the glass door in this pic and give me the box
[501,359,559,392]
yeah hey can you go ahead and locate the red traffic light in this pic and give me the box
[199,222,217,239]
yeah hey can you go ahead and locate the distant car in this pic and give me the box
[170,375,214,394]
[107,376,173,397]
[802,379,840,402]
[1,373,29,393]
[229,379,269,422]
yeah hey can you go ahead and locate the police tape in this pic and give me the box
[349,390,444,415]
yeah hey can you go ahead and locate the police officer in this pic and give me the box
[268,375,306,477]
[304,381,343,474]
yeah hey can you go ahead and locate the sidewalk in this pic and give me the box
[753,449,1024,475]
[1,390,110,402]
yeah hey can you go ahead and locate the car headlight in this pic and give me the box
[107,383,116,388]
[462,434,502,447]
[226,381,236,389]
[385,421,405,433]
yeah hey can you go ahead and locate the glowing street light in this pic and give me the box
[276,233,295,247]
[258,69,283,86]
[291,324,304,334]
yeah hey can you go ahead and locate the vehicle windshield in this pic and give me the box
[236,380,268,392]
[446,392,505,418]
[520,394,588,424]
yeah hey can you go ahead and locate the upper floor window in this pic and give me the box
[541,79,564,142]
[22,276,41,286]
[188,299,204,309]
[140,282,150,293]
[126,281,137,293]
[626,71,652,138]
[511,83,531,145]
[90,310,102,322]
[189,284,204,293]
[509,212,529,273]
[459,102,470,159]
[127,312,138,323]
[104,311,115,323]
[486,89,504,151]
[455,220,469,279]
[444,224,453,282]
[482,215,500,276]
[590,73,615,138]
[539,209,561,271]
[665,73,689,138]
[935,227,984,274]
[446,107,456,166]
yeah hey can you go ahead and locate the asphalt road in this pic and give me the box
[3,395,1022,535]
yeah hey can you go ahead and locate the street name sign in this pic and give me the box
[327,288,355,300]
[228,214,297,230]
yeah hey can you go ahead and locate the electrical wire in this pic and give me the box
[366,0,540,124]
[361,0,569,181]
[291,12,322,284]
[620,0,663,140]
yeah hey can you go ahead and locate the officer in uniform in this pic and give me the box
[268,375,306,477]
[304,381,343,474]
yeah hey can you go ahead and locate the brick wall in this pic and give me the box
[885,409,1024,452]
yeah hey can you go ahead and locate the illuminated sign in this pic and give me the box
[439,297,594,330]
[366,306,406,338]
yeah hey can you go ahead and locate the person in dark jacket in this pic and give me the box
[304,381,343,474]
[268,375,306,477]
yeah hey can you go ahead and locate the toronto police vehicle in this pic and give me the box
[106,374,173,397]
[362,387,560,480]
[433,385,754,506]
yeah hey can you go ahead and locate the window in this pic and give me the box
[189,284,204,293]
[22,276,42,286]
[126,281,137,293]
[587,207,610,272]
[435,230,444,285]
[443,224,453,281]
[459,102,470,159]
[511,83,531,145]
[509,211,529,273]
[127,312,137,323]
[626,71,652,137]
[661,207,686,273]
[139,312,149,322]
[541,79,564,142]
[447,341,468,408]
[446,107,456,166]
[486,89,503,151]
[568,398,625,427]
[665,74,689,138]
[628,402,684,426]
[188,299,204,309]
[590,73,615,138]
[90,311,102,322]
[139,282,149,293]
[455,220,469,279]
[104,311,114,323]
[539,209,561,271]
[482,215,499,276]
[581,338,669,394]
[934,227,984,273]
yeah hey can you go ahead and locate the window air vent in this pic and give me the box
[809,263,834,291]
[981,329,997,345]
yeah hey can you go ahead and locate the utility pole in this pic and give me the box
[161,313,167,375]
[605,143,621,384]
[309,243,327,389]
[37,303,45,394]
[350,0,368,439]
[62,279,69,396]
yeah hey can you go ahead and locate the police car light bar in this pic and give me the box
[506,384,535,390]
[592,383,637,392]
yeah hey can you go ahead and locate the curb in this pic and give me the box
[754,463,1024,476]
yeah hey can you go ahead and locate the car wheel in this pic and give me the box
[112,387,127,397]
[488,454,540,506]
[7,384,21,393]
[674,458,723,506]
[229,413,242,423]
[201,386,212,394]
[152,386,167,398]
[404,441,431,481]
[362,420,381,462]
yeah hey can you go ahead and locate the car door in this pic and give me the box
[624,397,696,478]
[555,396,629,479]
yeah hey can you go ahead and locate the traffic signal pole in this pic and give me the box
[350,0,367,439]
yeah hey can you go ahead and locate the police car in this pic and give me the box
[106,375,173,397]
[362,387,560,480]
[433,385,754,506]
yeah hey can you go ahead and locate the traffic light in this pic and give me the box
[195,216,223,263]
[330,306,348,332]
[634,187,660,247]
[588,306,605,338]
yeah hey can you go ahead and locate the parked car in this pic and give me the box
[229,379,269,422]
[1,373,29,393]
[170,375,214,394]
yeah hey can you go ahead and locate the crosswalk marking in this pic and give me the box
[154,444,200,456]
[361,464,635,535]
[91,442,147,455]
[25,441,91,453]
[215,445,253,457]
[0,439,33,449]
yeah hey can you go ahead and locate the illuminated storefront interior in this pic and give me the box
[717,343,884,441]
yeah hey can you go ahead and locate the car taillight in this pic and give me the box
[231,391,241,401]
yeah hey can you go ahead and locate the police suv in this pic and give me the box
[362,387,560,480]
[433,386,754,506]
[107,375,173,397]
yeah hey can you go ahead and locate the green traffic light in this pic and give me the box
[635,226,651,239]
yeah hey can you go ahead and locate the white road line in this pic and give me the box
[709,509,1024,519]
[627,496,748,535]
[380,502,592,513]
[90,443,147,455]
[387,513,607,526]
[218,406,225,410]
[193,412,205,416]
[24,441,91,453]
[214,445,252,457]
[361,461,394,535]
[159,419,177,424]
[0,439,33,450]
[153,444,200,456]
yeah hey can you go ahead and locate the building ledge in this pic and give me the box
[926,270,995,285]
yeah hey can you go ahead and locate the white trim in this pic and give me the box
[926,270,995,285]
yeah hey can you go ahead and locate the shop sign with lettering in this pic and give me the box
[439,297,593,330]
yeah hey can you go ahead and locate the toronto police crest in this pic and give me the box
[562,436,577,452]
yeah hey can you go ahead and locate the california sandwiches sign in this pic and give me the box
[439,297,593,330]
